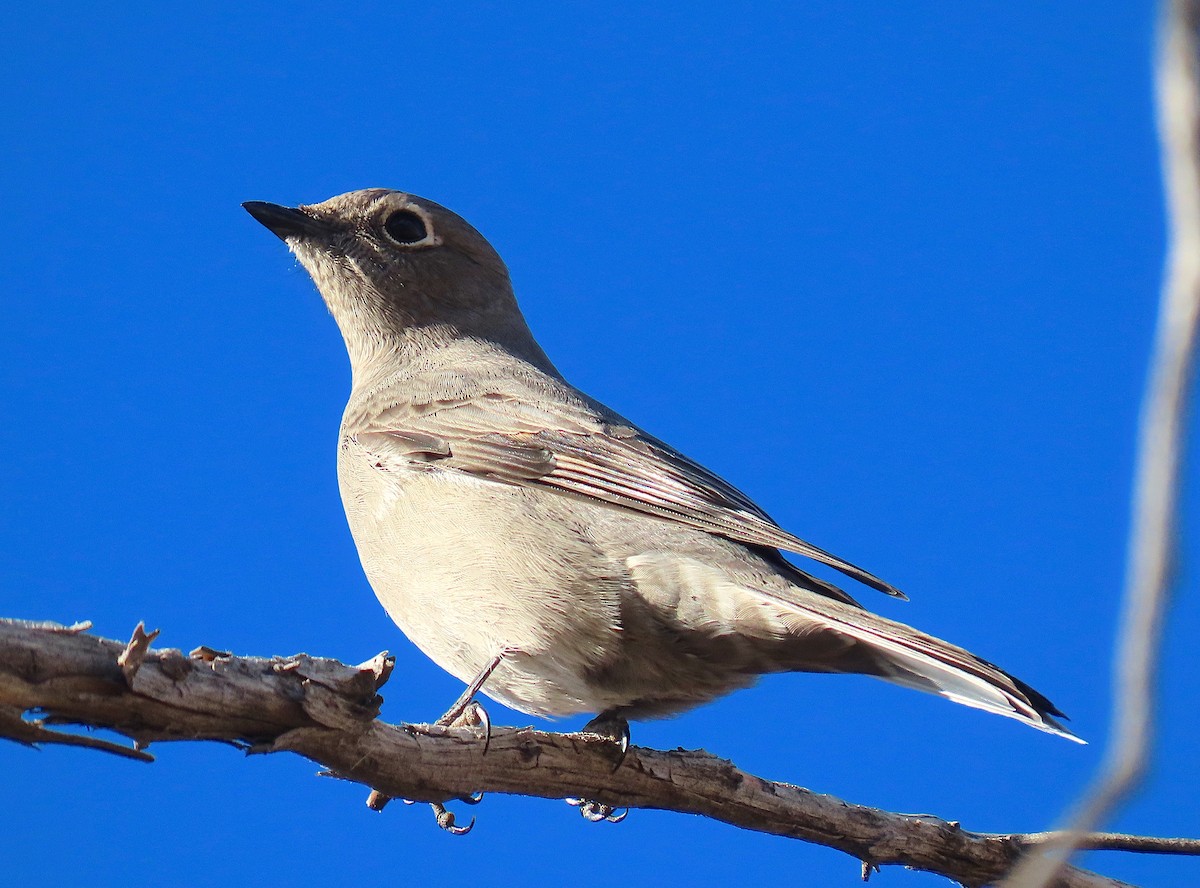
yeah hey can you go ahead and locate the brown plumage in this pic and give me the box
[244,189,1080,743]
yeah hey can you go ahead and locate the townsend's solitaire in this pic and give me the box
[244,189,1078,743]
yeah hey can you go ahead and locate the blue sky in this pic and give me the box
[1,3,1195,886]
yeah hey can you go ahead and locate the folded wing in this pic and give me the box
[354,389,904,599]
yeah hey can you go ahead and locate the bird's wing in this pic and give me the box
[355,390,904,599]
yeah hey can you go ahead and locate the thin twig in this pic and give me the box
[1004,2,1200,885]
[0,705,154,762]
[1024,832,1200,856]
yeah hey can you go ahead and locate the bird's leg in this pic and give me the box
[414,658,503,827]
[435,650,509,727]
[565,710,631,823]
[376,650,513,814]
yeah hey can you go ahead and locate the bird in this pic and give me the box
[243,188,1080,750]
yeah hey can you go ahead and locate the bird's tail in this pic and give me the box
[771,591,1083,742]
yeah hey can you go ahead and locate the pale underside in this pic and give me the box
[334,349,1076,740]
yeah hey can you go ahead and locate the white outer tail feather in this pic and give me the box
[810,608,1085,744]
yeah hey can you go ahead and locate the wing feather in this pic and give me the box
[352,390,904,599]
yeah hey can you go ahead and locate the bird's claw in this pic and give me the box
[580,712,630,773]
[563,711,632,822]
[465,702,493,754]
[565,797,629,823]
[412,700,493,753]
[431,801,475,835]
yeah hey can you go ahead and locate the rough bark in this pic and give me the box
[2,619,1195,888]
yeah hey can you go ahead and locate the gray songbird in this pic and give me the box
[244,189,1079,747]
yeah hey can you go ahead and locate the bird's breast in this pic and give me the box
[335,434,629,716]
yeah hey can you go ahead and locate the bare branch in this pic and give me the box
[1025,834,1200,856]
[2,618,1195,888]
[0,704,153,762]
[1004,3,1200,884]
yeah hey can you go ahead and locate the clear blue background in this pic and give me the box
[1,3,1195,886]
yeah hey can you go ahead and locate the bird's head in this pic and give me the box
[244,189,552,379]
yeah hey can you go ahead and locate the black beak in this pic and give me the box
[242,201,327,241]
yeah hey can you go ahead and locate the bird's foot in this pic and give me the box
[564,711,631,823]
[388,671,501,816]
[581,711,630,773]
[429,801,475,835]
[409,649,512,753]
[436,651,511,726]
[565,797,628,823]
[441,700,493,752]
[407,699,492,747]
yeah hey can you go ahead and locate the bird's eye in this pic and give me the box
[382,209,429,245]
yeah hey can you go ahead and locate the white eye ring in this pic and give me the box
[382,208,430,245]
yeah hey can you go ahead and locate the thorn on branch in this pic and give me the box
[117,622,160,685]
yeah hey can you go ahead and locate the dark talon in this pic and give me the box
[565,711,632,819]
[450,701,493,753]
[581,711,630,773]
[457,791,485,805]
[566,797,629,823]
[431,802,475,835]
[416,699,493,752]
[472,702,493,754]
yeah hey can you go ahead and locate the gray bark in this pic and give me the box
[2,618,1193,888]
